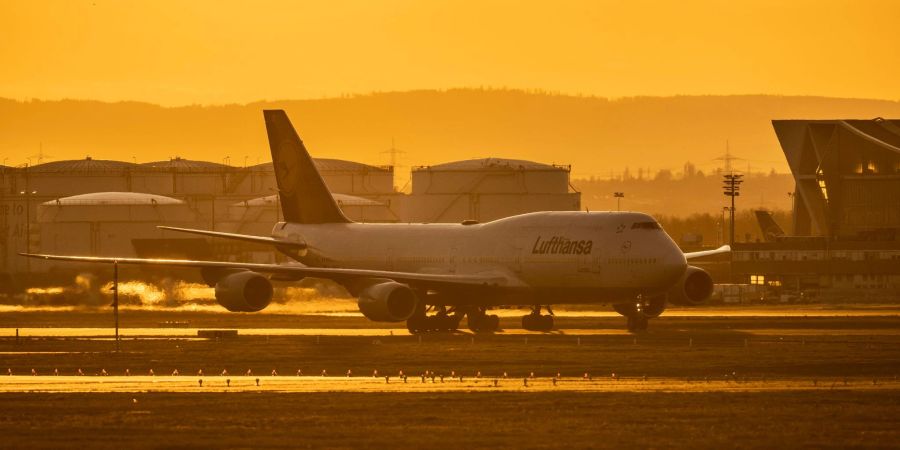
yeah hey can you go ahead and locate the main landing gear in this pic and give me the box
[406,306,463,334]
[613,295,666,333]
[406,306,500,334]
[467,307,501,333]
[521,305,554,332]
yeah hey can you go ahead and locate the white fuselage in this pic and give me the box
[271,211,688,305]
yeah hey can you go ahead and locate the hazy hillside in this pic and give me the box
[2,89,898,202]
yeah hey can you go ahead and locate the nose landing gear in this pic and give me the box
[522,305,554,332]
[614,295,665,333]
[625,314,649,332]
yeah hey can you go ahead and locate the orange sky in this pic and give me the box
[1,0,899,105]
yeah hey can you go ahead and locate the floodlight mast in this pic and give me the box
[113,261,119,352]
[722,173,744,246]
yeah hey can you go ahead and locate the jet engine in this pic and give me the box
[667,266,714,306]
[356,281,419,322]
[214,271,273,312]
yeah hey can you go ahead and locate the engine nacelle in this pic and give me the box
[214,271,273,312]
[667,266,714,306]
[357,281,418,322]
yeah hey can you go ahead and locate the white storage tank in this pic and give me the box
[24,158,139,196]
[36,192,200,260]
[229,193,397,235]
[405,158,580,223]
[250,158,394,196]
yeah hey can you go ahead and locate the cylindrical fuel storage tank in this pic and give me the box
[36,192,202,266]
[406,158,580,223]
[250,158,395,196]
[229,193,397,232]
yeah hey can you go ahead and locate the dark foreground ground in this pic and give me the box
[3,310,900,378]
[2,308,900,448]
[3,391,900,449]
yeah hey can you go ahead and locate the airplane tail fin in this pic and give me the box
[263,110,351,224]
[753,210,785,243]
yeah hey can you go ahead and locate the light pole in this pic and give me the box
[113,260,119,352]
[19,190,37,253]
[20,188,37,273]
[721,207,729,247]
[723,174,743,284]
[613,192,624,211]
[722,174,743,246]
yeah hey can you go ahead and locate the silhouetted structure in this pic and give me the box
[774,119,900,239]
[732,119,900,293]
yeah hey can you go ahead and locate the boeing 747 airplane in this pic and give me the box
[23,110,729,333]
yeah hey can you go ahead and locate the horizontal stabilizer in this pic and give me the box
[158,226,306,248]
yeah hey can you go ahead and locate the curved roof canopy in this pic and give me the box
[43,192,185,206]
[235,193,383,208]
[141,157,232,170]
[251,158,388,172]
[30,157,139,172]
[419,158,561,171]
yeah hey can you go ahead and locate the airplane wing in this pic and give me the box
[158,226,306,249]
[683,245,731,260]
[19,253,516,290]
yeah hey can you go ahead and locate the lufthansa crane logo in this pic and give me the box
[275,139,301,195]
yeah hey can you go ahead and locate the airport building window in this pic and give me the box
[750,275,765,285]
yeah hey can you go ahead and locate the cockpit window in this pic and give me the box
[631,221,661,230]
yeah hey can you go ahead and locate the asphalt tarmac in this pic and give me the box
[5,326,900,338]
[1,374,897,393]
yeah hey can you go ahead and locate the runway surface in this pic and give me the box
[4,326,900,338]
[3,305,899,317]
[1,375,897,393]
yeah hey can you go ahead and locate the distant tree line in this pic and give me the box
[572,166,794,219]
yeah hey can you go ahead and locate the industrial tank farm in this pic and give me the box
[0,155,580,287]
[404,158,580,223]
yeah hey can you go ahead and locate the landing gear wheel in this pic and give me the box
[406,302,428,334]
[406,314,427,334]
[626,315,649,333]
[522,305,555,332]
[407,307,462,334]
[540,315,553,331]
[467,309,500,333]
[433,313,461,332]
[616,297,659,333]
[522,314,554,331]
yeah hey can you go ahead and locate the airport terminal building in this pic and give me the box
[732,119,900,293]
